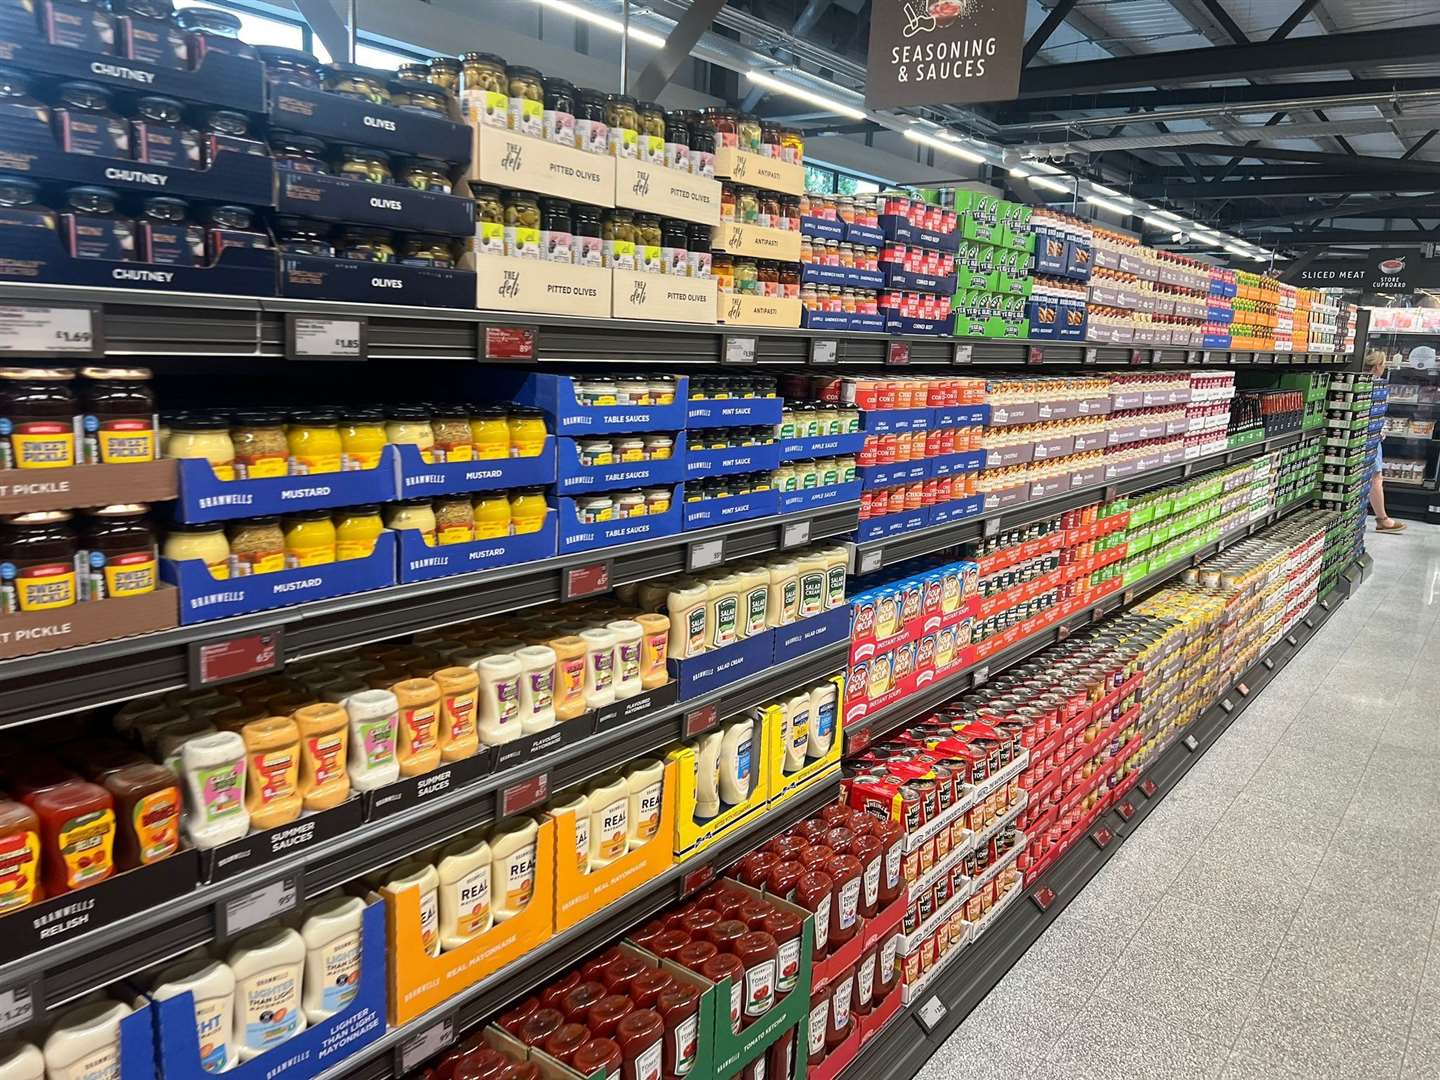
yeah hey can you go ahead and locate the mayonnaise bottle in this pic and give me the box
[0,1043,41,1080]
[706,573,742,648]
[43,1001,132,1080]
[807,682,838,759]
[227,926,306,1061]
[625,759,665,851]
[546,790,590,876]
[818,546,849,609]
[515,645,557,731]
[666,578,710,659]
[490,816,538,922]
[150,957,236,1074]
[384,860,440,957]
[300,895,365,1022]
[766,559,801,627]
[181,732,249,849]
[436,833,492,950]
[693,731,723,820]
[718,719,754,806]
[794,552,828,619]
[344,689,399,791]
[782,694,811,773]
[585,774,629,870]
[735,564,771,636]
[476,655,523,745]
[606,621,643,700]
[580,627,617,708]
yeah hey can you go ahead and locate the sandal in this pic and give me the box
[1376,518,1407,532]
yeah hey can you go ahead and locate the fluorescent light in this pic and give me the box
[531,0,666,46]
[1152,210,1184,224]
[1085,194,1133,216]
[745,71,867,120]
[903,127,986,164]
[1028,160,1066,174]
[1143,213,1178,229]
[1224,243,1255,258]
[1090,183,1123,198]
[1028,174,1073,195]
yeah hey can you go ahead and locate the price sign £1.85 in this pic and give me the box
[0,304,102,357]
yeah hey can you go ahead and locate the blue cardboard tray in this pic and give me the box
[276,169,474,236]
[931,450,987,477]
[681,488,780,530]
[858,408,935,434]
[558,487,683,552]
[930,494,985,526]
[801,265,886,289]
[163,532,398,624]
[396,517,557,583]
[556,434,686,494]
[772,606,850,665]
[279,254,475,308]
[880,267,958,295]
[859,459,930,490]
[173,451,400,523]
[883,314,956,337]
[800,216,845,240]
[686,396,783,428]
[686,441,780,478]
[779,480,862,514]
[506,373,691,436]
[667,630,774,701]
[396,440,556,499]
[933,405,990,427]
[854,507,931,543]
[778,433,866,458]
[269,83,471,161]
[878,216,961,253]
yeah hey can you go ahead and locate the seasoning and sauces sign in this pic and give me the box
[612,270,719,324]
[865,0,1027,109]
[471,124,616,208]
[471,254,612,318]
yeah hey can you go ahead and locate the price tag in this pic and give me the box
[189,629,284,688]
[218,874,299,938]
[723,336,757,364]
[971,664,990,687]
[483,325,536,360]
[857,547,883,575]
[1236,682,1250,697]
[1083,347,1099,365]
[1262,657,1275,671]
[395,1012,456,1075]
[780,519,811,549]
[1031,886,1056,912]
[845,725,872,755]
[563,561,611,600]
[1182,735,1199,752]
[983,516,1002,538]
[687,538,725,572]
[1139,779,1158,797]
[1116,801,1135,821]
[683,702,720,738]
[953,343,973,365]
[501,771,550,816]
[0,980,36,1036]
[0,303,102,356]
[680,864,714,897]
[1129,349,1147,366]
[286,314,366,360]
[1027,345,1045,365]
[916,996,947,1033]
[1091,827,1113,849]
[1186,351,1203,365]
[886,341,911,366]
[810,338,839,365]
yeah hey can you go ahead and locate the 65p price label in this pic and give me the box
[0,305,103,357]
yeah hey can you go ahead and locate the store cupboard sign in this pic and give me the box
[865,0,1027,109]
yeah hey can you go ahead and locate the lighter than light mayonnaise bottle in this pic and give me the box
[586,774,629,869]
[227,926,306,1061]
[436,833,492,950]
[150,956,237,1074]
[625,759,665,851]
[42,1001,131,1080]
[300,895,364,1022]
[384,860,440,957]
[490,816,538,922]
[693,731,723,820]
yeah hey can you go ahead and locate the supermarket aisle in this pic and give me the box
[917,523,1440,1080]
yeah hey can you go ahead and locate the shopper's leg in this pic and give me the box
[1373,473,1405,531]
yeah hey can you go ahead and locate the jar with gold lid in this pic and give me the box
[506,64,544,137]
[460,52,507,127]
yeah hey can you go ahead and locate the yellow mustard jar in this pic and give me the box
[166,414,235,481]
[334,504,383,560]
[164,522,230,581]
[469,406,510,460]
[472,492,511,539]
[507,406,548,458]
[386,405,436,464]
[283,509,336,568]
[287,409,343,475]
[509,487,548,534]
[385,498,437,546]
[340,407,388,471]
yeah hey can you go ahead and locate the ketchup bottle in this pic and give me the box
[570,1039,623,1077]
[766,859,804,902]
[852,833,884,920]
[614,1008,664,1080]
[699,953,744,1034]
[656,984,700,1077]
[854,943,878,1016]
[540,970,580,1009]
[825,853,863,949]
[541,1023,589,1063]
[559,981,606,1022]
[629,970,673,1009]
[586,993,634,1038]
[807,984,829,1066]
[734,930,779,1025]
[793,869,833,960]
[761,909,803,997]
[826,967,855,1051]
[767,1029,796,1080]
[876,818,906,908]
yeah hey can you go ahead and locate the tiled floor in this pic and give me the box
[915,520,1440,1080]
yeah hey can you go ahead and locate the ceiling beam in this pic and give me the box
[1172,144,1440,176]
[1253,229,1440,245]
[1233,194,1440,227]
[631,0,726,101]
[1269,0,1321,41]
[997,78,1440,117]
[1133,176,1440,199]
[1018,26,1440,96]
[1197,0,1248,45]
[1404,130,1440,160]
[1023,0,1081,66]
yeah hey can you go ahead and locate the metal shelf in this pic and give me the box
[0,500,858,729]
[315,775,842,1080]
[0,284,1354,369]
[1,639,846,1013]
[843,575,1354,1080]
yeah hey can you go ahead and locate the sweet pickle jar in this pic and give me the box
[507,64,544,137]
[0,511,79,612]
[81,366,155,465]
[81,504,157,601]
[324,63,391,105]
[460,52,507,127]
[0,368,78,471]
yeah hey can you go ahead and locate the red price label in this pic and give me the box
[484,326,536,360]
[190,630,283,687]
[886,341,911,366]
[683,702,720,738]
[1139,779,1158,797]
[1116,801,1135,821]
[564,561,611,600]
[680,864,714,897]
[1091,827,1114,848]
[501,771,550,817]
[846,726,873,755]
[1031,886,1056,912]
[1027,345,1045,364]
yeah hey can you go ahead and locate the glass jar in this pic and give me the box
[719,184,737,224]
[429,57,463,95]
[507,64,544,137]
[337,227,396,262]
[227,515,285,577]
[400,235,455,268]
[736,186,760,226]
[274,217,333,258]
[385,405,436,463]
[43,0,116,53]
[760,121,783,159]
[166,414,235,481]
[543,77,576,147]
[469,406,509,460]
[55,82,129,158]
[231,410,289,480]
[712,253,734,292]
[503,190,542,259]
[430,406,473,463]
[738,113,763,154]
[781,128,804,165]
[284,509,337,568]
[734,257,759,296]
[269,130,328,174]
[779,263,800,300]
[339,407,387,471]
[0,69,49,135]
[336,145,393,185]
[575,88,610,155]
[687,225,712,279]
[634,213,662,274]
[395,157,452,193]
[396,62,432,84]
[509,488,548,534]
[704,108,738,150]
[663,113,690,173]
[324,63,392,106]
[690,120,716,178]
[459,52,508,127]
[661,219,688,276]
[200,108,251,140]
[0,368,77,471]
[392,82,450,116]
[334,505,383,560]
[138,195,203,266]
[757,260,780,299]
[132,95,201,169]
[758,192,782,229]
[781,196,803,232]
[435,495,474,546]
[257,46,324,89]
[540,198,573,264]
[471,491,510,539]
[473,185,504,256]
[163,522,230,582]
[572,204,603,267]
[62,185,135,261]
[605,94,639,158]
[385,498,437,546]
[637,100,666,164]
[601,209,636,271]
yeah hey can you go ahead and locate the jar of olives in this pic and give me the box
[605,94,639,158]
[690,119,716,178]
[396,158,452,194]
[338,227,396,262]
[401,236,455,268]
[473,186,504,256]
[634,213,662,274]
[428,57,462,94]
[256,46,323,89]
[269,130,327,174]
[503,190,541,259]
[541,199,573,265]
[576,88,609,155]
[336,145,392,185]
[662,219,688,276]
[392,81,450,116]
[687,224,712,279]
[601,209,636,271]
[572,204,602,267]
[543,76,576,147]
[324,63,391,105]
[396,62,432,84]
[460,52,508,128]
[274,217,333,258]
[637,100,666,164]
[663,113,690,173]
[506,65,544,137]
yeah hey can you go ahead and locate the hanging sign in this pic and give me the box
[865,0,1027,109]
[1290,250,1440,293]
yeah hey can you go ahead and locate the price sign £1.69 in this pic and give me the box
[0,305,102,357]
